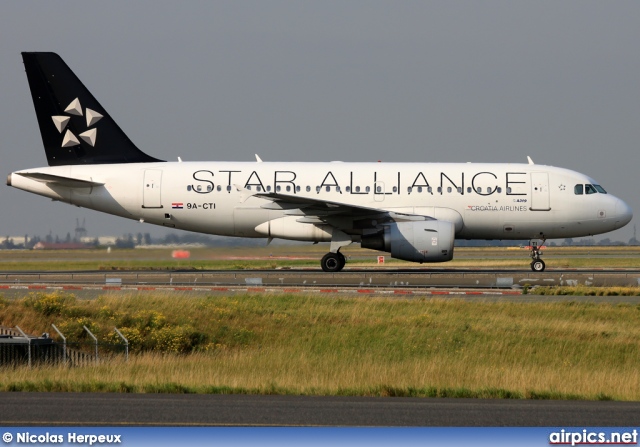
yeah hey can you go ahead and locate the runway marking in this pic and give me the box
[2,284,524,296]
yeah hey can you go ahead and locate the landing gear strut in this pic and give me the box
[529,239,546,272]
[321,251,346,272]
[321,229,351,272]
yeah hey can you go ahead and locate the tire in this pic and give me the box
[530,259,545,272]
[321,252,344,272]
[337,252,346,270]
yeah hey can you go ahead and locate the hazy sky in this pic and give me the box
[1,1,639,242]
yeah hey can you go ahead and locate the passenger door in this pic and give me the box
[530,172,550,211]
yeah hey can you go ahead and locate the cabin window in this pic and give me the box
[276,186,281,192]
[428,187,433,194]
[207,185,212,192]
[574,184,583,195]
[417,186,422,193]
[507,187,512,194]
[306,186,311,192]
[355,186,361,193]
[296,186,300,192]
[376,186,382,193]
[487,187,492,194]
[217,185,221,192]
[266,186,272,192]
[196,185,202,192]
[407,187,412,193]
[392,186,398,193]
[246,186,251,191]
[467,187,472,193]
[346,186,351,192]
[497,187,502,193]
[457,187,462,193]
[336,186,341,192]
[366,186,371,193]
[447,187,452,193]
[257,186,262,192]
[326,186,331,192]
[316,186,321,193]
[226,185,231,192]
[585,184,597,194]
[477,187,482,193]
[187,185,192,191]
[286,185,291,192]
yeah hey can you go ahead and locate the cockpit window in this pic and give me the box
[575,183,607,195]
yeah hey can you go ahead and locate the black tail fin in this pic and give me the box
[22,52,163,166]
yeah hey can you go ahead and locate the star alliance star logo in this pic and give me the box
[51,98,103,148]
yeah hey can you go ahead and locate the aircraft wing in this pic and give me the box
[251,190,433,227]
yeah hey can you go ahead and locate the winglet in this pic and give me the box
[527,156,535,165]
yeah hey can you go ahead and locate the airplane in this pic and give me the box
[7,52,633,272]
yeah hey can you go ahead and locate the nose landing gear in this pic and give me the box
[529,239,546,272]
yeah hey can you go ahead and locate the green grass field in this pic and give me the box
[1,291,639,400]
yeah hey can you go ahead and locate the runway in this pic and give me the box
[3,269,640,303]
[1,269,639,298]
[1,393,640,426]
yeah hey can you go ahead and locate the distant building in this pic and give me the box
[80,236,118,246]
[3,236,27,246]
[32,242,91,250]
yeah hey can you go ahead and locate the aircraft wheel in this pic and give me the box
[321,253,344,272]
[337,252,346,270]
[530,260,545,272]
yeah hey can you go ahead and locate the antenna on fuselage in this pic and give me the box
[527,156,535,165]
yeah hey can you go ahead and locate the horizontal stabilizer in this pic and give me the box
[13,172,104,188]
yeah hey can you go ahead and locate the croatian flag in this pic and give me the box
[172,202,183,209]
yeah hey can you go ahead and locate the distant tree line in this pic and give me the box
[1,232,265,249]
[456,236,638,247]
[1,232,638,250]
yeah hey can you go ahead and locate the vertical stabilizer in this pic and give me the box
[22,52,163,166]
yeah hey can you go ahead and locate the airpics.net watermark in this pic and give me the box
[3,432,121,445]
[549,429,638,446]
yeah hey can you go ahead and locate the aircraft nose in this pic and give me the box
[614,198,633,227]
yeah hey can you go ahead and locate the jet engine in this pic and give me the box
[361,220,455,262]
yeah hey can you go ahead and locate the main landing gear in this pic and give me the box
[529,239,546,272]
[321,251,346,272]
[321,229,351,272]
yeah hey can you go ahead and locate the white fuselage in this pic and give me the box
[9,161,633,242]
